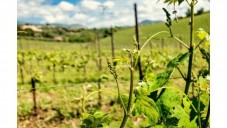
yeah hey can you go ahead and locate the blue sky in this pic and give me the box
[17,0,210,28]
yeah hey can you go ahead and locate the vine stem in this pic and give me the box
[120,52,134,128]
[204,99,210,128]
[197,88,202,128]
[172,36,189,49]
[184,0,195,95]
[135,31,169,66]
[115,78,127,115]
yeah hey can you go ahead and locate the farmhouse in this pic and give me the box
[21,24,43,32]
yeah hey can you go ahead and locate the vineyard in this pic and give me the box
[17,1,210,128]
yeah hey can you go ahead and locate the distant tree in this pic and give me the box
[103,29,111,38]
[185,8,191,17]
[41,32,54,38]
[24,28,35,37]
[196,8,204,15]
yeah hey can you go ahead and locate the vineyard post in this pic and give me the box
[110,26,116,66]
[31,78,37,116]
[134,3,143,80]
[97,34,102,106]
[19,63,24,84]
[53,63,56,83]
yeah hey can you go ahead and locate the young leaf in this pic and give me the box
[119,94,135,109]
[156,89,182,111]
[81,111,110,128]
[132,96,160,125]
[146,52,189,92]
[134,81,150,97]
[182,96,192,115]
[171,105,198,128]
[196,28,210,48]
[160,0,184,5]
[166,52,190,68]
[199,47,210,65]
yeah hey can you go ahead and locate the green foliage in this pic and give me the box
[196,8,205,15]
[171,105,198,128]
[120,94,135,110]
[146,52,189,92]
[163,8,172,27]
[41,32,54,38]
[103,29,111,38]
[132,96,160,126]
[156,89,182,111]
[159,0,184,5]
[166,52,189,68]
[185,8,191,17]
[24,28,35,37]
[199,47,210,65]
[134,81,150,97]
[81,111,110,128]
[196,28,210,46]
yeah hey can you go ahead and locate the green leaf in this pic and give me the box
[198,76,210,93]
[199,47,210,65]
[166,52,190,68]
[171,105,198,128]
[178,0,184,5]
[196,28,210,47]
[119,94,135,109]
[134,81,150,97]
[161,0,185,5]
[152,124,165,128]
[146,52,189,92]
[132,96,160,125]
[81,111,110,128]
[182,96,192,115]
[113,56,129,63]
[157,89,182,111]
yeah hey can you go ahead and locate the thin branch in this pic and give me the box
[194,0,198,5]
[172,36,189,49]
[176,67,187,80]
[185,0,190,5]
[135,31,169,66]
[195,38,206,49]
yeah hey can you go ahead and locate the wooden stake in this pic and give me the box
[134,3,143,80]
[31,78,37,116]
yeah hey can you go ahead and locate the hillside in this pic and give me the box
[100,12,210,50]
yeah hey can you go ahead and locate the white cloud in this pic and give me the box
[58,1,76,12]
[81,0,101,10]
[17,0,210,27]
[103,1,114,8]
[73,13,88,21]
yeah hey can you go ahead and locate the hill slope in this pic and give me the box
[100,12,210,50]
